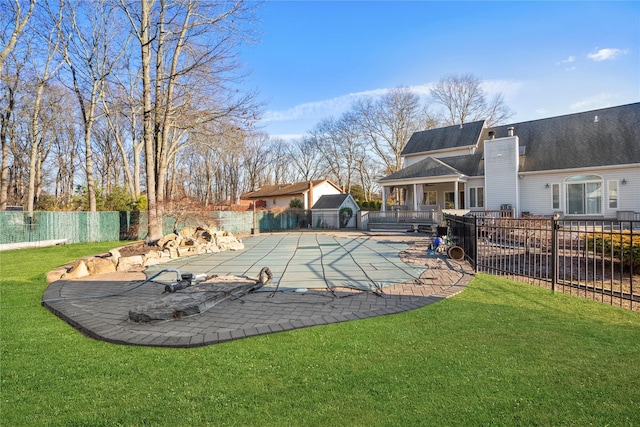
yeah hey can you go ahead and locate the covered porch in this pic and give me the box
[380,178,468,212]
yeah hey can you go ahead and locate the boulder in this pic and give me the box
[86,257,117,275]
[109,248,121,259]
[178,226,197,238]
[47,267,67,283]
[216,235,244,251]
[61,260,90,279]
[158,233,179,248]
[117,255,144,271]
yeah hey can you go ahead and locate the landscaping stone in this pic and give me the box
[85,257,117,275]
[47,226,244,283]
[61,260,90,279]
[117,255,144,271]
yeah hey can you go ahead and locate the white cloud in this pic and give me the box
[557,55,576,65]
[262,88,389,122]
[587,48,628,61]
[263,80,523,124]
[569,93,616,111]
[269,133,305,141]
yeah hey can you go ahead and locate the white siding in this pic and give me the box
[519,166,640,218]
[312,196,360,228]
[484,136,520,213]
[309,181,342,207]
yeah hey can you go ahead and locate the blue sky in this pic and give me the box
[241,1,640,139]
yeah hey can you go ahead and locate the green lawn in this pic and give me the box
[1,242,639,426]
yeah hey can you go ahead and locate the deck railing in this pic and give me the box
[367,210,440,224]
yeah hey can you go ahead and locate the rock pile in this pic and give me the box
[47,227,244,283]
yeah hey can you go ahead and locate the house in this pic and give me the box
[378,102,640,219]
[311,194,360,228]
[243,180,343,210]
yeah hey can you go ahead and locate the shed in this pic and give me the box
[311,194,359,229]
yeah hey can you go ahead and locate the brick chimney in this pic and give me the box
[308,181,313,209]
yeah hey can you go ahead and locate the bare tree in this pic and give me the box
[266,137,295,185]
[61,0,126,212]
[0,0,35,76]
[102,54,145,201]
[121,0,258,242]
[309,111,363,193]
[430,73,514,126]
[24,4,64,215]
[242,132,272,193]
[352,86,426,174]
[0,49,25,209]
[286,137,325,182]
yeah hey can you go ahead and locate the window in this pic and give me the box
[565,175,602,215]
[608,180,618,209]
[469,187,484,208]
[422,191,437,205]
[444,192,455,209]
[552,184,560,210]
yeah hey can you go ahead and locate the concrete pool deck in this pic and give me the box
[42,231,474,347]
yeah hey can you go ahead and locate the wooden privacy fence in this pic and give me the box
[446,214,639,311]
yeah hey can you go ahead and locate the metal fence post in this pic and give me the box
[551,218,559,292]
[473,215,478,272]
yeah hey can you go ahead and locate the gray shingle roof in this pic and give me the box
[489,102,640,172]
[383,102,639,182]
[312,194,349,210]
[380,157,465,181]
[401,120,486,156]
[243,180,330,199]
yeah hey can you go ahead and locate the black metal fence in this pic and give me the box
[446,215,639,311]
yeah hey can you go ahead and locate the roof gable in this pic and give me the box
[401,120,485,156]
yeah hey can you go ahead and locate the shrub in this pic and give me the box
[584,231,640,271]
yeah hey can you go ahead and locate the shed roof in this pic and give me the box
[312,194,351,210]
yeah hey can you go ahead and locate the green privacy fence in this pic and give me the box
[0,210,313,245]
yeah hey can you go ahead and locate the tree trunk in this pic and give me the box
[140,0,162,242]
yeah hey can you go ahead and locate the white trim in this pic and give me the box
[379,175,467,186]
[517,163,640,177]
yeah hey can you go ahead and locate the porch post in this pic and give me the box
[454,180,459,209]
[381,187,387,212]
[413,183,419,211]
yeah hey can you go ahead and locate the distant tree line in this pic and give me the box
[1,0,512,242]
